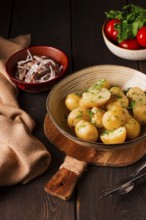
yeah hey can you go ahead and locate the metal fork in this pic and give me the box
[100,160,146,198]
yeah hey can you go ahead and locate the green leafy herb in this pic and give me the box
[75,110,83,119]
[90,79,106,90]
[101,129,114,136]
[88,109,93,121]
[116,93,122,99]
[128,100,136,109]
[123,87,130,95]
[105,4,146,42]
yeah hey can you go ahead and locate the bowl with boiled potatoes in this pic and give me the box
[46,65,146,151]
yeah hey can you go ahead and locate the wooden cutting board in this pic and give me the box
[44,115,146,200]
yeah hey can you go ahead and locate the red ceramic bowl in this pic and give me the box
[6,46,68,92]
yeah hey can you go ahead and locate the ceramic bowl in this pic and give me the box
[102,21,146,61]
[6,46,68,92]
[46,65,146,151]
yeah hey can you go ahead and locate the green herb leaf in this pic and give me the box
[128,100,136,109]
[105,4,146,42]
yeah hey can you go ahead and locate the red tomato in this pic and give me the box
[119,38,141,50]
[105,19,120,42]
[137,26,146,48]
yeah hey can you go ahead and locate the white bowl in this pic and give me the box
[102,22,146,61]
[46,65,146,151]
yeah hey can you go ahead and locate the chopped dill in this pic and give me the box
[128,100,136,109]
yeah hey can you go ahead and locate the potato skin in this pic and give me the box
[100,126,126,144]
[65,93,81,111]
[133,105,146,125]
[75,120,98,142]
[102,104,125,130]
[124,116,140,140]
[106,86,129,109]
[91,107,105,128]
[67,107,90,128]
[126,87,146,106]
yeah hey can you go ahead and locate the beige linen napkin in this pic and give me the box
[0,34,51,186]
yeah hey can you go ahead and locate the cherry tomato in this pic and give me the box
[137,26,146,48]
[105,19,120,42]
[119,38,141,50]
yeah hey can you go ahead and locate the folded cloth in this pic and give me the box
[0,34,51,186]
[0,34,31,87]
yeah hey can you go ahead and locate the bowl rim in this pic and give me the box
[6,45,68,86]
[46,64,146,150]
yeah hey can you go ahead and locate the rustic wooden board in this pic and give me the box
[44,115,146,200]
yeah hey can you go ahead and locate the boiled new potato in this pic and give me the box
[133,105,146,125]
[126,87,146,106]
[122,108,131,122]
[88,79,110,90]
[65,80,145,145]
[102,104,125,130]
[75,120,98,142]
[67,107,90,128]
[65,93,81,111]
[79,97,87,108]
[90,107,105,128]
[100,126,126,144]
[80,88,111,108]
[124,116,140,140]
[106,86,129,109]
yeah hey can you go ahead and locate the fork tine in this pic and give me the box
[100,182,133,198]
[100,180,131,198]
[101,172,146,198]
[100,186,125,198]
[117,182,134,195]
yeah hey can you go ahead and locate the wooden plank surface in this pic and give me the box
[0,0,146,219]
[0,1,75,220]
[71,0,146,220]
[44,115,146,200]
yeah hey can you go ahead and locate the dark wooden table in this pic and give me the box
[1,0,146,219]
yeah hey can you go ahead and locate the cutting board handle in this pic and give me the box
[44,156,87,200]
